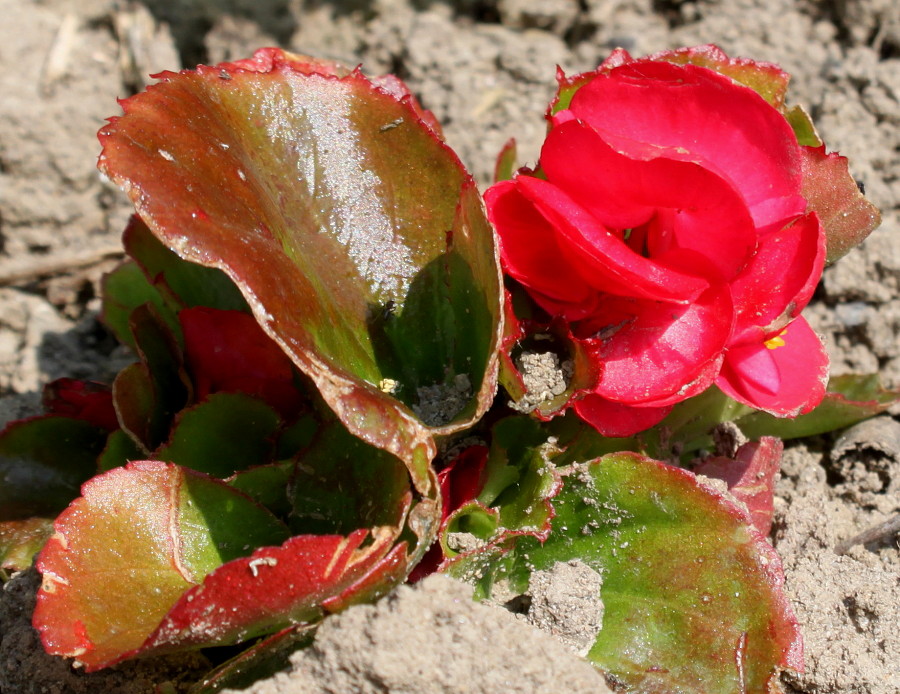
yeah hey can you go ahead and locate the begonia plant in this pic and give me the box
[0,44,891,693]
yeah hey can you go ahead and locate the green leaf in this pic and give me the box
[155,393,282,478]
[735,373,900,440]
[493,138,517,183]
[289,417,414,537]
[98,49,503,494]
[34,461,291,670]
[0,517,54,573]
[97,429,144,472]
[123,215,249,313]
[0,416,107,521]
[101,260,177,349]
[446,453,801,693]
[112,304,190,452]
[188,625,315,694]
[783,105,822,147]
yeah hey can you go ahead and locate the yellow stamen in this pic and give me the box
[764,328,788,350]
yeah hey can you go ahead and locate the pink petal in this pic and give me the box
[514,176,709,303]
[729,212,825,344]
[484,181,600,320]
[717,316,829,416]
[577,285,731,404]
[539,120,757,281]
[574,394,671,437]
[569,61,805,228]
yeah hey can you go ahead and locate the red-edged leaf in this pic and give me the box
[141,528,407,657]
[800,145,881,262]
[42,379,119,432]
[0,416,107,521]
[694,437,782,535]
[446,452,802,693]
[34,461,290,670]
[101,259,179,350]
[650,44,791,108]
[112,304,190,452]
[98,47,503,494]
[494,138,518,183]
[0,517,54,572]
[188,624,315,694]
[153,393,282,478]
[784,105,822,147]
[123,215,248,313]
[735,373,900,440]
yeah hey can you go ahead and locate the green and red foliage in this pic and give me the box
[0,45,891,693]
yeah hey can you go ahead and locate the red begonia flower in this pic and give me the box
[179,307,305,420]
[485,47,829,436]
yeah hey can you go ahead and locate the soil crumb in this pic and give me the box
[511,350,572,413]
[413,373,471,426]
[775,444,900,694]
[520,559,604,657]
[223,574,612,694]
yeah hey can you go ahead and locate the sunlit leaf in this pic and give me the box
[800,145,881,262]
[34,461,291,670]
[98,48,503,493]
[446,452,802,693]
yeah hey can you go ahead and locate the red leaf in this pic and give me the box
[800,145,881,262]
[180,307,305,419]
[141,529,407,655]
[98,47,503,495]
[42,379,119,432]
[694,437,783,536]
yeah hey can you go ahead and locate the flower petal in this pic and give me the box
[569,61,805,228]
[514,176,709,304]
[578,285,731,404]
[484,180,600,319]
[729,212,825,344]
[540,119,757,281]
[717,316,828,416]
[574,395,672,437]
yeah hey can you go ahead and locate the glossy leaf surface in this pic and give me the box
[34,461,290,670]
[98,48,503,492]
[447,452,801,693]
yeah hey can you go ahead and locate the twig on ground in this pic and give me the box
[0,247,124,287]
[835,513,900,555]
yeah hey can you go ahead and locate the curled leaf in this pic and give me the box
[98,48,503,493]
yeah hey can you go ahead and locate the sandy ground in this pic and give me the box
[1,0,899,692]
